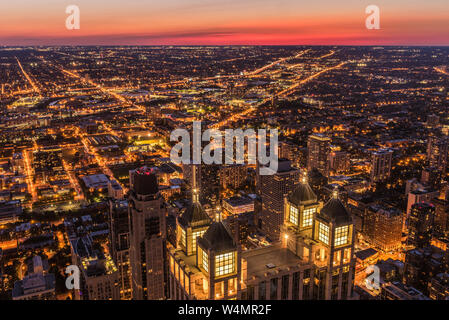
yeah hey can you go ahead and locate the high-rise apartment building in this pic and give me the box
[307,134,331,177]
[408,202,435,248]
[433,198,449,235]
[427,136,448,172]
[279,141,301,167]
[370,149,393,183]
[406,188,439,218]
[363,204,403,251]
[329,151,350,174]
[128,167,167,300]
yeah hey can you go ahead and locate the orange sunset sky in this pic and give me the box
[0,0,448,45]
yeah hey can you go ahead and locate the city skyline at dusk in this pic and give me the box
[0,0,448,45]
[2,0,449,308]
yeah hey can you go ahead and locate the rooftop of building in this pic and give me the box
[223,195,254,207]
[242,243,306,278]
[383,281,430,300]
[198,221,236,253]
[317,194,353,226]
[355,248,379,261]
[288,178,317,206]
[132,166,159,195]
[12,272,55,299]
[178,201,211,229]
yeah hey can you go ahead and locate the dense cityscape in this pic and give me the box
[0,45,449,301]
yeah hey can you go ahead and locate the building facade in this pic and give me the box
[128,167,167,300]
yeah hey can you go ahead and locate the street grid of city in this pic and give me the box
[0,45,449,301]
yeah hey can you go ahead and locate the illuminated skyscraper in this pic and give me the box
[128,167,167,300]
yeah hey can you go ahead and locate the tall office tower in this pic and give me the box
[108,199,132,299]
[433,199,449,235]
[70,235,120,300]
[307,134,331,177]
[408,202,435,248]
[370,149,393,183]
[257,159,300,241]
[363,204,403,251]
[427,136,448,172]
[128,167,167,300]
[329,151,350,174]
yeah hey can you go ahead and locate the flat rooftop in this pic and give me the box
[242,244,304,277]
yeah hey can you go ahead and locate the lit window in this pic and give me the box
[192,230,206,253]
[202,251,209,272]
[289,206,298,225]
[181,228,186,248]
[215,252,235,277]
[334,226,349,246]
[302,207,316,227]
[318,222,329,245]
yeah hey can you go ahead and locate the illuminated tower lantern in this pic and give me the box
[197,213,241,300]
[128,167,167,300]
[284,173,322,236]
[312,188,355,300]
[176,167,211,257]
